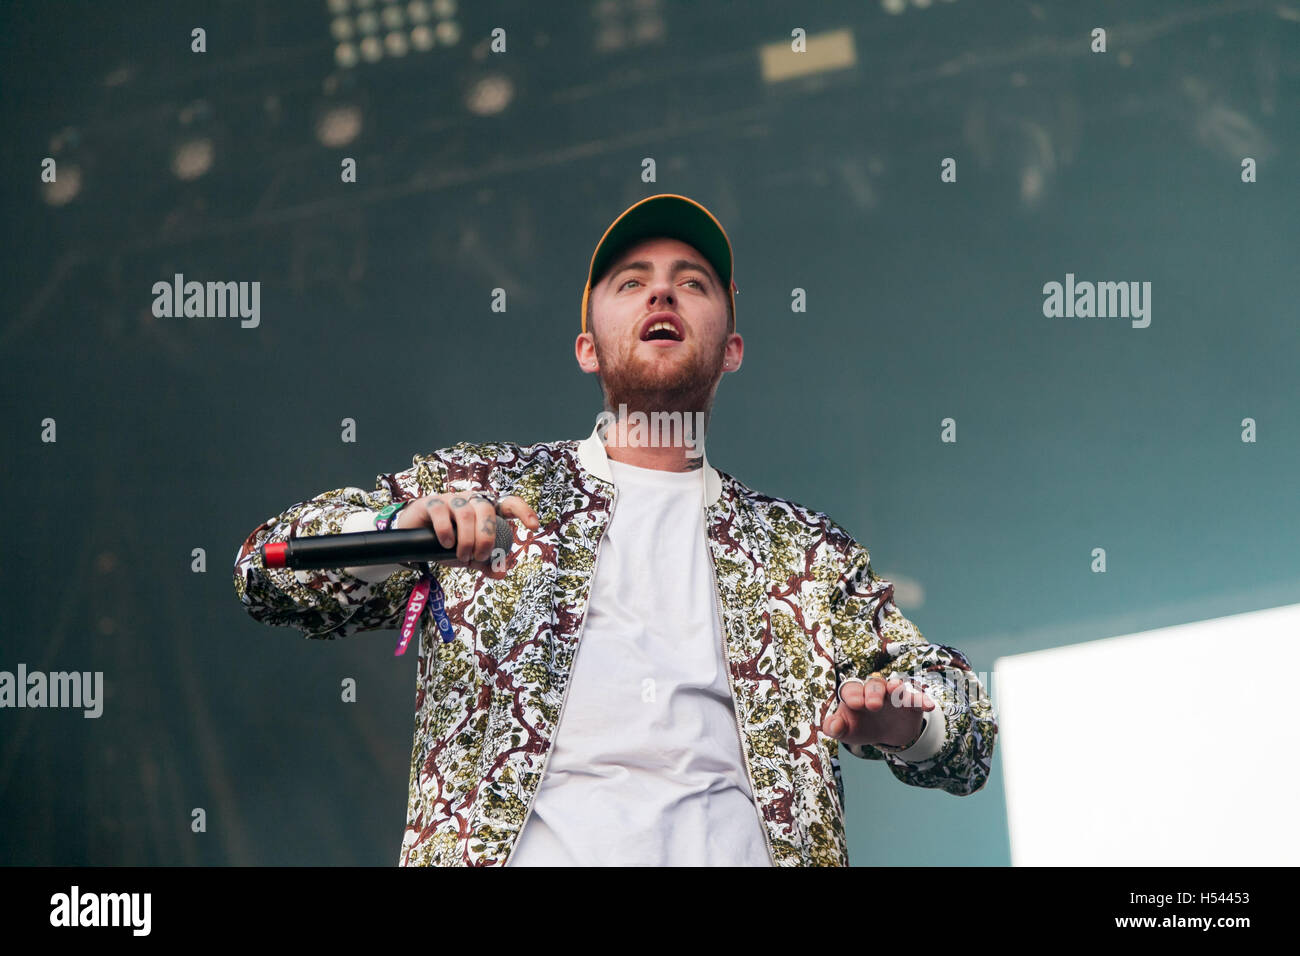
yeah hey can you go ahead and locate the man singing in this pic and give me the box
[233,193,998,866]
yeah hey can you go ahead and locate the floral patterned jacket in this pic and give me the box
[233,422,998,866]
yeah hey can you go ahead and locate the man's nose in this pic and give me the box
[647,280,675,306]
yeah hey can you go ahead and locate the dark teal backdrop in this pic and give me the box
[2,0,1297,866]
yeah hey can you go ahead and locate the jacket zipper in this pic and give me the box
[706,507,777,867]
[506,487,618,865]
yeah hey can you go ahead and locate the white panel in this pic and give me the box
[994,602,1300,866]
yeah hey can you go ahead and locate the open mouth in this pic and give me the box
[640,313,685,342]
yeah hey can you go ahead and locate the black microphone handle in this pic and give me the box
[278,522,513,570]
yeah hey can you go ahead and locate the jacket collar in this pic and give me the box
[576,420,722,507]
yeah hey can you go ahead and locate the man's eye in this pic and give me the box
[619,277,704,290]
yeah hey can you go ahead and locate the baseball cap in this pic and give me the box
[580,193,738,334]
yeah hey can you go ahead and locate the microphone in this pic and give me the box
[261,521,514,571]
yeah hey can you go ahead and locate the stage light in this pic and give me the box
[594,24,626,53]
[335,42,359,68]
[42,163,82,206]
[384,31,409,57]
[883,0,959,12]
[410,25,434,50]
[315,103,363,146]
[330,0,451,62]
[592,0,665,54]
[465,74,513,115]
[356,10,380,34]
[171,138,214,181]
[633,16,665,44]
[171,100,216,181]
[42,127,84,206]
[103,63,136,88]
[435,19,460,45]
[760,28,857,84]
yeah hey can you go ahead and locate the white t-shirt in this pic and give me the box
[507,456,771,866]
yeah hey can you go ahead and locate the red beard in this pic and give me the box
[592,330,726,420]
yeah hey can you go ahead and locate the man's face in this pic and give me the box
[575,236,743,418]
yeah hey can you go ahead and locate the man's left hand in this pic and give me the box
[822,675,935,749]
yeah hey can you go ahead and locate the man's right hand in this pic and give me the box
[392,492,541,571]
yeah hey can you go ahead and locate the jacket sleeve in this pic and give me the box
[232,452,447,639]
[827,537,998,796]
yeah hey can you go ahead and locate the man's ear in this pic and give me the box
[575,332,600,372]
[721,332,743,372]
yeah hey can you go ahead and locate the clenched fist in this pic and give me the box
[393,492,541,572]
